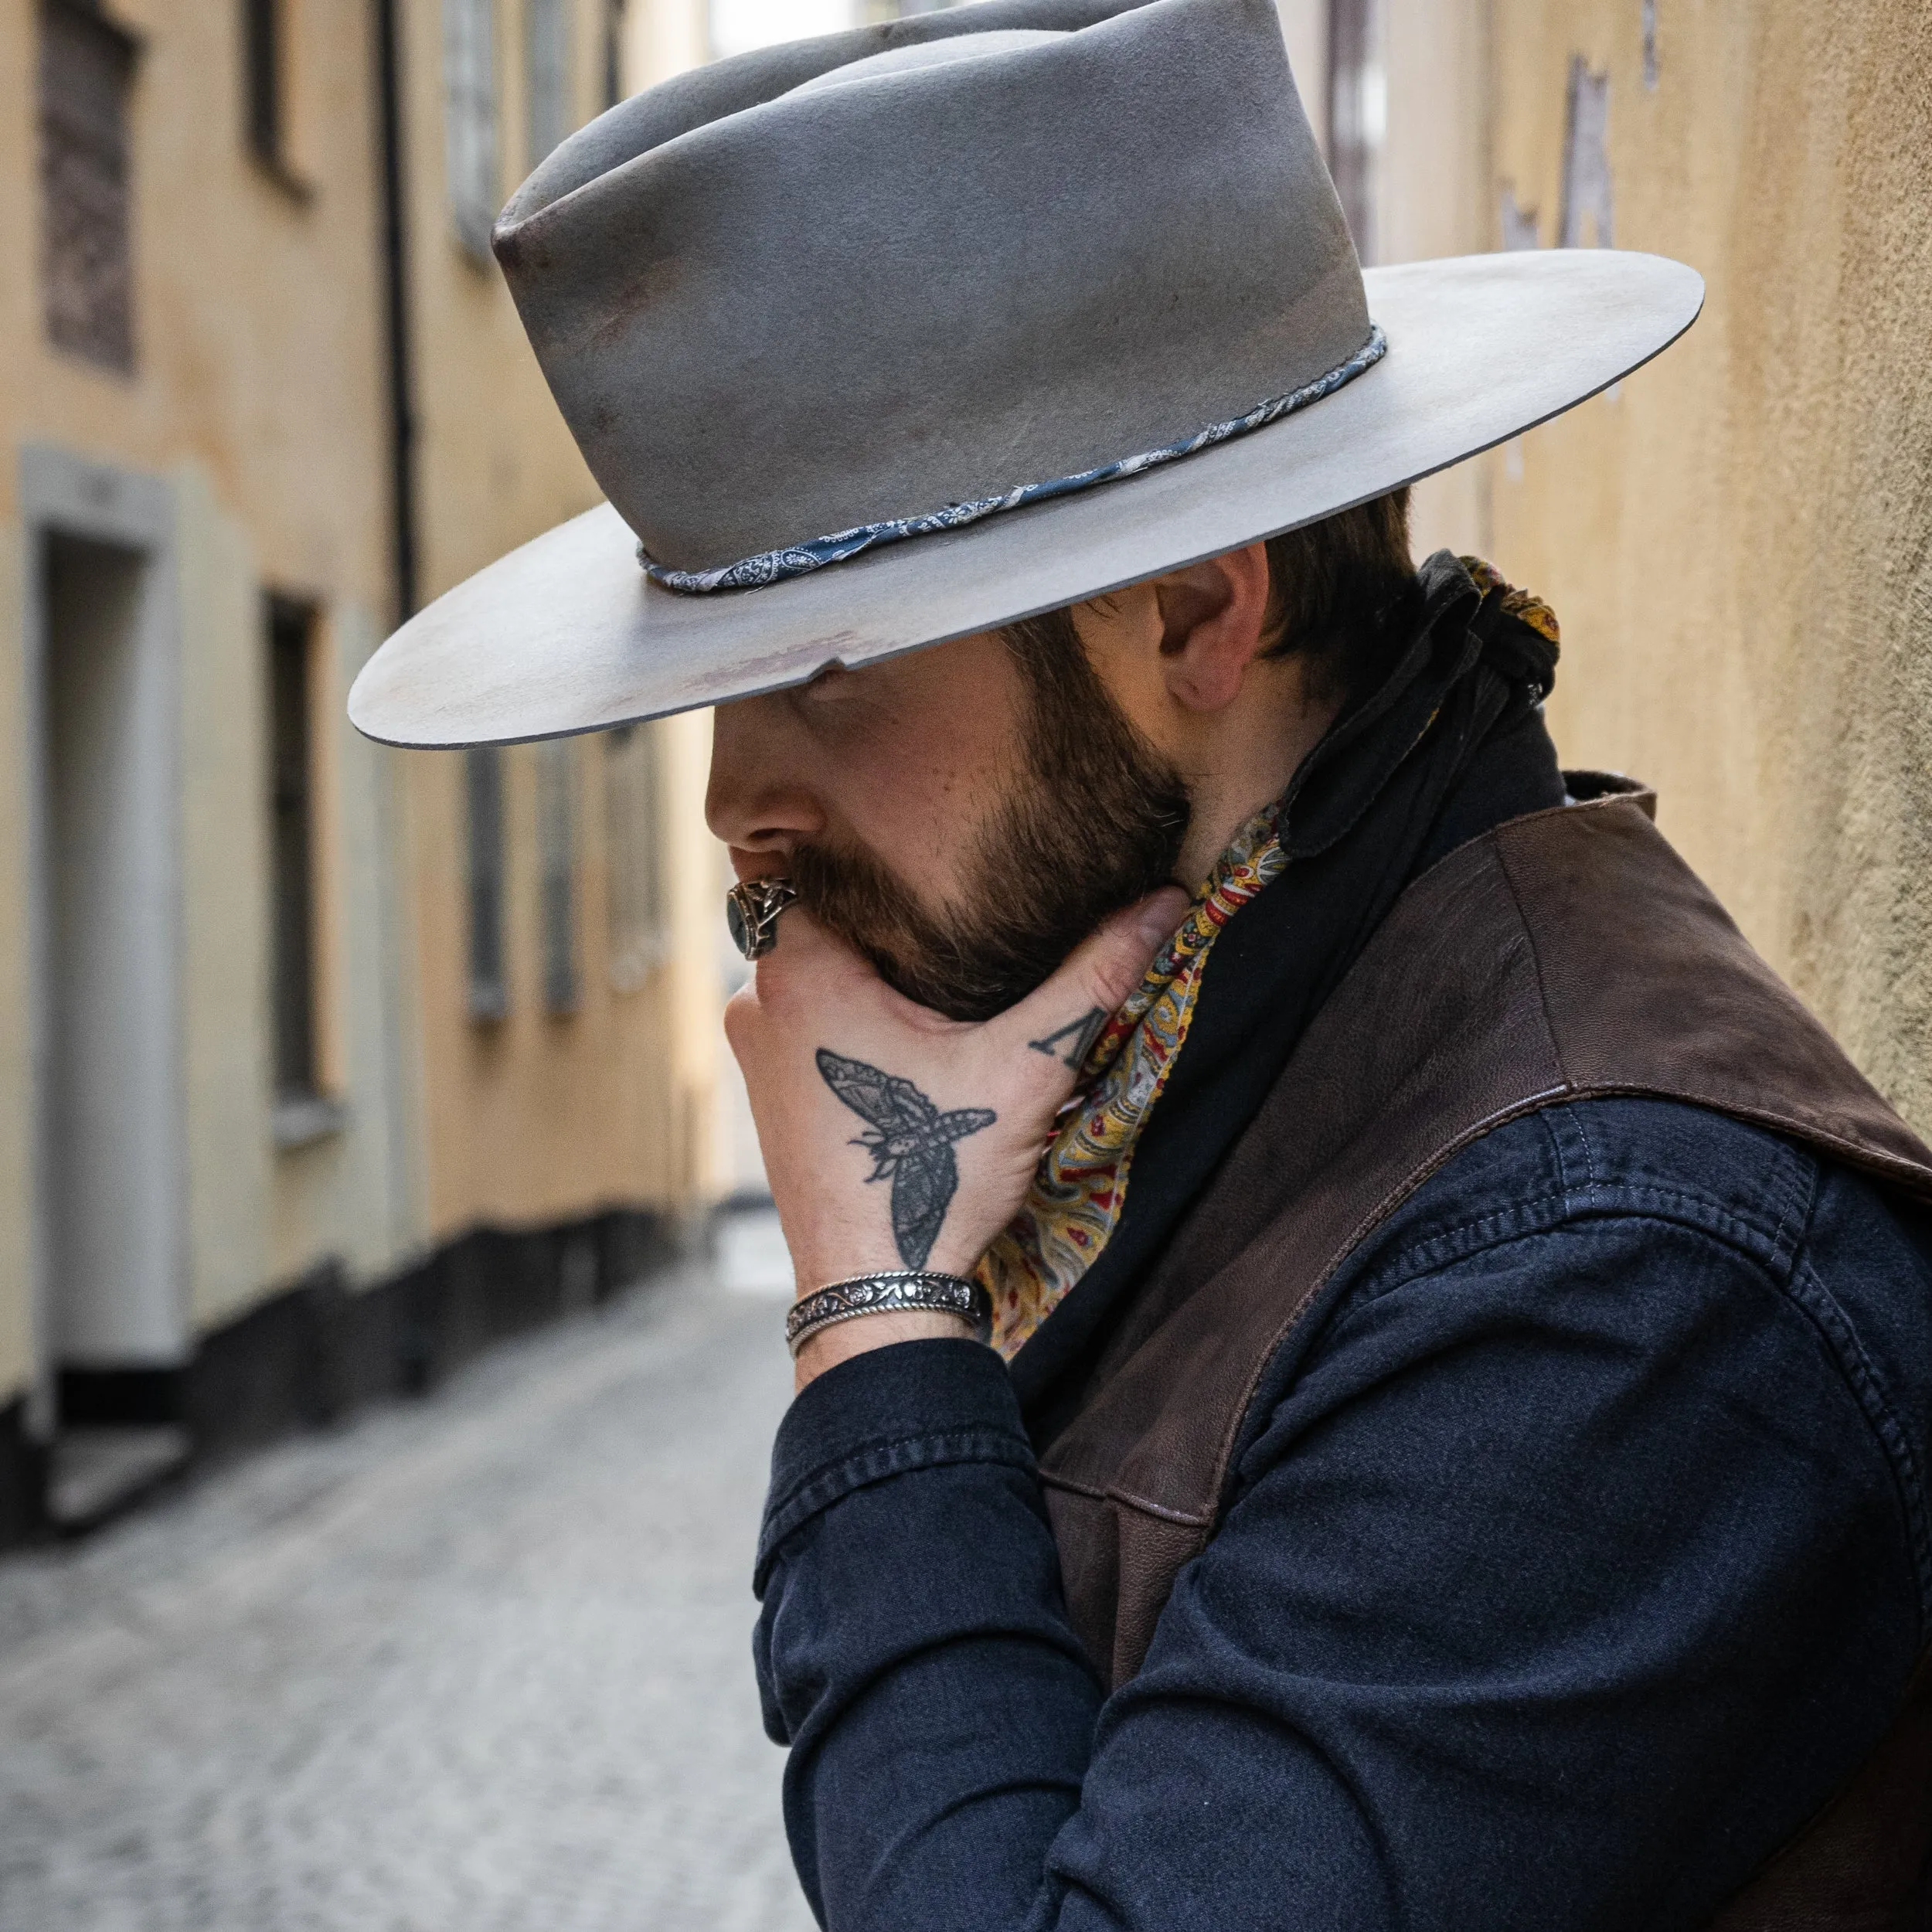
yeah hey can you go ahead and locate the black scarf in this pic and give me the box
[1012,550,1565,1439]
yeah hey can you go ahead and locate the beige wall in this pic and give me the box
[0,0,417,1405]
[0,0,723,1425]
[410,713,719,1236]
[1376,0,1932,1136]
[626,0,709,89]
[400,0,723,1241]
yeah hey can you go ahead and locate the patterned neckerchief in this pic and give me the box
[977,558,1558,1358]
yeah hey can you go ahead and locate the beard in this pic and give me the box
[790,611,1191,1023]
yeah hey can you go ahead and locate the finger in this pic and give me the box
[751,903,975,1035]
[994,886,1190,1067]
[747,905,879,1005]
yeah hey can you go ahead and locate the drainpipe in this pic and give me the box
[376,0,418,622]
[370,0,432,1293]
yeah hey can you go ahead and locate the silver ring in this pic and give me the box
[726,876,798,961]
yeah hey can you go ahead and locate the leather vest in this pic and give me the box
[1039,781,1932,1927]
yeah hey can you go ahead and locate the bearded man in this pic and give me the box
[351,1,1932,1925]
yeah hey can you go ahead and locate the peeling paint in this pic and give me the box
[1559,56,1614,247]
[1499,183,1543,250]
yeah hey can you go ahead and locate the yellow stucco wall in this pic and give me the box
[1476,0,1931,1136]
[0,0,722,1421]
[409,713,719,1237]
[0,0,409,1386]
[399,0,723,1241]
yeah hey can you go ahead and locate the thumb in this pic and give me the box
[998,886,1191,1063]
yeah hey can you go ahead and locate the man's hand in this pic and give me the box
[725,889,1188,1387]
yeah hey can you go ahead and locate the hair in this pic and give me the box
[796,493,1419,1019]
[1003,486,1420,717]
[1260,485,1419,701]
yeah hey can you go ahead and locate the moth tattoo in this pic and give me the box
[815,1049,997,1270]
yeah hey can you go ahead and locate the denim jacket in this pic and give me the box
[753,1097,1932,1931]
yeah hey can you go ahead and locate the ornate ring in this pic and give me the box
[725,876,798,961]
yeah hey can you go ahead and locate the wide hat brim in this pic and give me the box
[349,248,1702,750]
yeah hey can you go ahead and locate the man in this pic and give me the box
[349,0,1932,1924]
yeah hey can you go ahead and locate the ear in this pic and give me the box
[1151,541,1274,713]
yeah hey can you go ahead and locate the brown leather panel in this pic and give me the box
[1042,1484,1119,1676]
[1706,1652,1932,1930]
[1038,819,1567,1521]
[1041,794,1932,1686]
[1035,789,1932,1921]
[1498,804,1932,1202]
[1044,1483,1214,1689]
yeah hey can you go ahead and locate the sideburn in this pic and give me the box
[791,613,1189,1022]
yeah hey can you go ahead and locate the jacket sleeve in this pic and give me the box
[753,1209,1926,1932]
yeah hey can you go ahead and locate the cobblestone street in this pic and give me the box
[0,1233,816,1932]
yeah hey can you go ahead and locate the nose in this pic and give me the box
[706,693,825,862]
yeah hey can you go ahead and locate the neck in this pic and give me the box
[1172,672,1340,886]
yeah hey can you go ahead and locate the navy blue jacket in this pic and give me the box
[753,1097,1932,1930]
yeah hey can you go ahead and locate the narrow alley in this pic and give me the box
[0,1233,814,1932]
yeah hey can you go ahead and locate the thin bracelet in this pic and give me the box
[787,1271,992,1356]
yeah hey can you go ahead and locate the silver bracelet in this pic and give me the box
[786,1271,992,1356]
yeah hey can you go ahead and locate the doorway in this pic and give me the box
[32,505,187,1524]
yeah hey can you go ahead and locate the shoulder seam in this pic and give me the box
[1338,1186,1806,1314]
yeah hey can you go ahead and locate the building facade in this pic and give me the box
[0,0,723,1549]
[1284,0,1931,1147]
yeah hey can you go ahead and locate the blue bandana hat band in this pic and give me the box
[639,324,1388,596]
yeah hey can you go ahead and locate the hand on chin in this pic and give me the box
[724,889,1189,1388]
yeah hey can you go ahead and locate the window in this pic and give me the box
[1326,0,1384,268]
[444,0,498,260]
[243,0,283,165]
[604,723,667,992]
[1559,57,1614,248]
[527,0,570,165]
[602,0,625,110]
[267,597,319,1100]
[467,747,508,1019]
[537,740,579,1014]
[39,0,138,372]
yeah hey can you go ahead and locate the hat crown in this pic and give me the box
[494,0,1368,577]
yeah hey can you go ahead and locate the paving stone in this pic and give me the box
[0,1256,817,1932]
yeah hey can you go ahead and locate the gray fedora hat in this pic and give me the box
[348,0,1702,750]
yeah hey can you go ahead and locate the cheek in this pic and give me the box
[842,759,992,898]
[815,684,1020,897]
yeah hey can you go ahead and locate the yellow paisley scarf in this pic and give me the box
[977,558,1559,1358]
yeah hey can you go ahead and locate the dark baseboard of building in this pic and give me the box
[2,1205,675,1553]
[0,1398,48,1549]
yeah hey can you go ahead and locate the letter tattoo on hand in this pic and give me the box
[815,1049,996,1269]
[1027,1007,1108,1071]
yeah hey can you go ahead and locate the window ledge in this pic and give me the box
[273,1092,348,1151]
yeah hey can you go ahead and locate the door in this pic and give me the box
[36,527,187,1519]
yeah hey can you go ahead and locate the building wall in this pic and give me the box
[399,0,722,1240]
[626,0,708,89]
[0,0,414,1425]
[1364,0,1932,1138]
[0,0,723,1488]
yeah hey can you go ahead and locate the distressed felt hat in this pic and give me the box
[347,0,1702,750]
